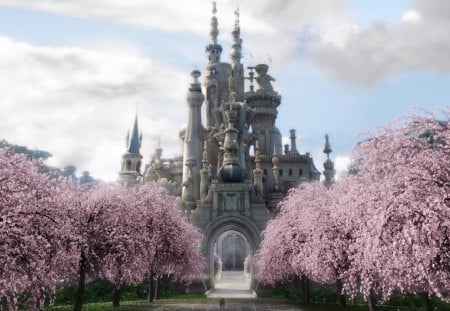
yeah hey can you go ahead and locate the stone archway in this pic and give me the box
[203,216,261,291]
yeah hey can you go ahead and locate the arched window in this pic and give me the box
[126,160,131,171]
[279,169,283,177]
[288,169,293,176]
[299,169,303,176]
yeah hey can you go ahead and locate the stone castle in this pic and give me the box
[118,3,335,292]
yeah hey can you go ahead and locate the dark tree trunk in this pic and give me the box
[74,252,86,311]
[154,277,160,301]
[301,276,310,304]
[336,279,346,307]
[147,273,155,302]
[367,291,376,311]
[112,282,123,307]
[421,292,434,311]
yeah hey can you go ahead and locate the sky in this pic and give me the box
[0,0,449,182]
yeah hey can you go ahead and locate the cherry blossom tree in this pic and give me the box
[256,182,352,306]
[134,184,204,301]
[0,149,70,311]
[64,184,148,311]
[342,112,450,311]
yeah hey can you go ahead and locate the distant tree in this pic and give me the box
[79,171,96,185]
[0,149,68,311]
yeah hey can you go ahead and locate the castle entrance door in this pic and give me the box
[207,229,254,298]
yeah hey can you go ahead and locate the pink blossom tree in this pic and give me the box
[342,112,450,311]
[256,182,352,306]
[134,184,204,301]
[0,150,70,311]
[64,184,150,311]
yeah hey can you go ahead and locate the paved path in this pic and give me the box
[151,298,303,310]
[206,271,255,299]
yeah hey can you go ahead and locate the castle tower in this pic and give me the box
[118,115,143,186]
[323,134,336,187]
[245,64,283,156]
[181,70,205,214]
[204,2,234,179]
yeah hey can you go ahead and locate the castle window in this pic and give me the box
[279,169,283,176]
[299,169,303,176]
[288,169,293,176]
[126,160,131,171]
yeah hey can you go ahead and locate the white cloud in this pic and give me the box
[334,155,350,179]
[307,0,450,84]
[0,35,191,181]
[401,10,422,23]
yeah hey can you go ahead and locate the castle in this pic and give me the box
[118,3,335,292]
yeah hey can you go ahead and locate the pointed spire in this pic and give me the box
[324,134,332,159]
[206,1,222,64]
[231,7,242,64]
[323,134,335,187]
[128,114,141,154]
[210,1,218,44]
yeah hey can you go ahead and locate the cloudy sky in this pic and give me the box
[0,0,449,181]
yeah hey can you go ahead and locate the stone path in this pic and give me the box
[151,298,303,310]
[207,271,255,299]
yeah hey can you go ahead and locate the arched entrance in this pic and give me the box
[203,216,260,297]
[213,230,251,290]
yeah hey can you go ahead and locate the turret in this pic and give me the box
[245,64,282,155]
[119,115,143,187]
[323,134,336,187]
[206,1,222,64]
[182,70,205,209]
[289,129,299,155]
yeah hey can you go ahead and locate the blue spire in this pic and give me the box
[128,115,141,154]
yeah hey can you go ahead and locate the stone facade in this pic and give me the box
[118,2,335,293]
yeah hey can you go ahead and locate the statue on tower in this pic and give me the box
[255,64,275,92]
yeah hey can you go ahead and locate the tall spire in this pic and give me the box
[230,7,242,64]
[323,134,335,187]
[206,1,222,64]
[128,114,141,154]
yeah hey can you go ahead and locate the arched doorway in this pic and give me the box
[204,216,260,294]
[213,230,251,290]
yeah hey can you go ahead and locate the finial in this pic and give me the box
[210,1,219,44]
[234,7,240,29]
[324,134,332,159]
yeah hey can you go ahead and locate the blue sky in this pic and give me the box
[0,0,448,181]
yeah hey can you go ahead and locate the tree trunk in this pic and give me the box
[421,292,434,311]
[154,277,160,301]
[367,291,376,311]
[73,252,86,311]
[336,279,346,307]
[147,273,155,302]
[301,276,310,304]
[112,282,123,307]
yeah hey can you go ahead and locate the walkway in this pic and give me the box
[206,271,256,299]
[151,298,303,310]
